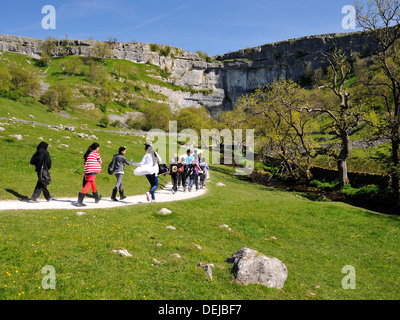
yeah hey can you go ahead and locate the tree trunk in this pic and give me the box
[337,159,348,187]
[391,138,400,206]
[337,132,351,187]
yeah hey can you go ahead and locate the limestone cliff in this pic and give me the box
[0,31,374,114]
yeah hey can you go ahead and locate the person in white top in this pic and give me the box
[132,141,162,202]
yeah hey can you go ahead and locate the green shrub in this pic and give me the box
[150,43,160,52]
[142,103,174,131]
[99,115,109,127]
[40,83,73,110]
[40,88,59,110]
[339,184,380,200]
[33,58,48,68]
[303,193,330,202]
[310,179,341,191]
[110,120,122,128]
[159,45,171,57]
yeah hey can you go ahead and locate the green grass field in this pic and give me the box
[1,96,399,300]
[0,165,399,300]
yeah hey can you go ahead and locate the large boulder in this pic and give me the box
[226,248,287,289]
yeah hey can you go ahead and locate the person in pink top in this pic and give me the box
[76,142,102,206]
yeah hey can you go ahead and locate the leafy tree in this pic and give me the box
[177,106,212,134]
[355,0,400,204]
[39,36,57,64]
[221,78,319,182]
[60,56,83,75]
[94,85,112,112]
[91,41,113,63]
[6,63,41,98]
[142,103,174,131]
[99,115,109,128]
[40,88,59,110]
[87,60,110,84]
[0,67,11,95]
[53,83,73,109]
[308,47,363,186]
[40,83,73,110]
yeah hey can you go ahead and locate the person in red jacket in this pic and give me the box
[76,142,102,206]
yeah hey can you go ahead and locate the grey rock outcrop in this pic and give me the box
[226,248,288,289]
[0,31,376,113]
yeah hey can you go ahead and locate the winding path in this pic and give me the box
[0,183,207,211]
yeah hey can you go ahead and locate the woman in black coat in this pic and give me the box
[29,141,53,202]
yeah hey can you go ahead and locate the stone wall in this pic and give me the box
[310,166,390,189]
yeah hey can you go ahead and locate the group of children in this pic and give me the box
[169,149,209,194]
[29,142,209,206]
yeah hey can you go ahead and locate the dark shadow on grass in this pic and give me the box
[5,189,29,201]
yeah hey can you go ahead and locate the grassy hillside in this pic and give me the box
[0,97,172,200]
[0,165,399,300]
[0,50,178,126]
[0,91,399,300]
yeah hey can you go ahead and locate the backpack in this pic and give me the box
[170,163,182,175]
[108,156,116,175]
[158,163,169,175]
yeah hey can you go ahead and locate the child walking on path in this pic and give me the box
[133,141,162,202]
[111,146,132,201]
[29,141,53,202]
[169,157,182,194]
[188,159,202,192]
[77,143,102,207]
[199,158,209,189]
[183,149,194,192]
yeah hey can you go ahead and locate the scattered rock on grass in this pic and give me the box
[193,243,202,250]
[158,208,172,215]
[166,225,176,230]
[9,134,23,141]
[226,247,288,289]
[76,212,87,216]
[198,263,214,280]
[219,224,232,232]
[216,182,227,187]
[171,253,181,259]
[111,249,133,257]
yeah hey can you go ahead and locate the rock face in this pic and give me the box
[0,32,375,114]
[226,248,288,289]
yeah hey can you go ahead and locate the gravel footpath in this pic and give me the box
[0,183,206,211]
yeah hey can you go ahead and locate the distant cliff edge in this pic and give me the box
[0,32,375,114]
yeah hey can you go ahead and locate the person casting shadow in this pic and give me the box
[29,141,53,202]
[132,141,162,203]
[76,143,102,206]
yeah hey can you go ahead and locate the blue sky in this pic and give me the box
[0,0,361,56]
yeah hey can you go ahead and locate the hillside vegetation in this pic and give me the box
[0,49,213,133]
